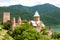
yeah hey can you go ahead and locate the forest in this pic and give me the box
[0,20,60,40]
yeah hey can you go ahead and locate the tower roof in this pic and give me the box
[34,11,40,17]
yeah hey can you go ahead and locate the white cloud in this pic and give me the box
[0,0,60,7]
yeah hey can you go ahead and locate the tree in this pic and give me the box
[52,32,60,39]
[10,23,53,40]
[3,22,10,30]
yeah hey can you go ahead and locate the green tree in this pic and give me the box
[52,32,60,39]
[3,22,10,30]
[10,23,52,40]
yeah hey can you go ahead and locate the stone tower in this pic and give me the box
[2,12,10,24]
[10,17,16,30]
[17,16,21,25]
[34,11,40,22]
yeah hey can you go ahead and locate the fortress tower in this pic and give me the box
[17,16,21,25]
[34,11,40,22]
[2,12,10,24]
[10,17,16,30]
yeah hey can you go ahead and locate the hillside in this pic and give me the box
[0,3,60,26]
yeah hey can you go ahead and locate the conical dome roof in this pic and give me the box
[34,11,40,17]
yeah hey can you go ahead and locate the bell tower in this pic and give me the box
[34,11,40,21]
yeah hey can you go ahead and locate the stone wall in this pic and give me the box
[2,12,10,24]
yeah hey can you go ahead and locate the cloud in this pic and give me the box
[0,0,60,7]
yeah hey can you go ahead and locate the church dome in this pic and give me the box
[34,11,40,17]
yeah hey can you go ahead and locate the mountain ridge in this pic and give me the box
[0,3,60,26]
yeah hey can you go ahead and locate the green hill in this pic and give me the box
[0,3,60,26]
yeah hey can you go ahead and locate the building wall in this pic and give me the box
[10,17,16,30]
[34,16,40,21]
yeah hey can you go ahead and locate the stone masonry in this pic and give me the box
[2,12,22,30]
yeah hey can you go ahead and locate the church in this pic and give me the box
[28,11,45,32]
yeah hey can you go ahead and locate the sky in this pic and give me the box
[0,0,60,7]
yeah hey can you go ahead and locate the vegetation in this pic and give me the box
[0,29,14,40]
[3,22,10,30]
[0,20,60,40]
[9,23,60,40]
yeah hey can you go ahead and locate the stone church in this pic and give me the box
[28,11,45,32]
